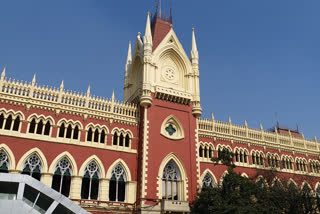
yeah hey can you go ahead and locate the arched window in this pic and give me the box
[59,123,65,137]
[162,160,181,201]
[256,179,266,189]
[204,147,208,158]
[94,129,99,143]
[272,179,283,191]
[0,150,9,173]
[252,152,256,164]
[0,114,4,129]
[81,161,100,200]
[66,125,72,139]
[29,119,36,133]
[73,125,79,140]
[119,133,124,146]
[202,174,214,189]
[36,120,44,134]
[209,147,213,158]
[100,130,106,144]
[4,115,12,130]
[316,186,320,207]
[44,121,51,136]
[302,184,313,212]
[199,146,203,158]
[125,134,130,147]
[52,158,72,197]
[12,116,20,131]
[113,132,118,145]
[87,128,93,142]
[109,165,126,202]
[21,154,42,181]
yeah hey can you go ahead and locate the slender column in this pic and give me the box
[99,178,109,201]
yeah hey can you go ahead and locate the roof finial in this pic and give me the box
[228,116,232,124]
[190,28,199,64]
[144,12,153,46]
[111,90,115,102]
[60,80,64,90]
[87,84,90,96]
[211,112,214,121]
[32,73,36,85]
[1,66,6,78]
[126,41,132,64]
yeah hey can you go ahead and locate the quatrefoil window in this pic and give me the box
[165,124,176,136]
[160,115,184,140]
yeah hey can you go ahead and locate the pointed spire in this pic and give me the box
[1,66,6,79]
[260,122,263,130]
[87,84,90,96]
[314,136,317,142]
[228,116,232,124]
[126,41,132,64]
[60,80,64,90]
[32,73,36,85]
[144,12,152,43]
[244,120,248,127]
[211,113,215,121]
[111,90,115,102]
[190,28,199,64]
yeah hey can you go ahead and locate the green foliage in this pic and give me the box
[192,150,319,214]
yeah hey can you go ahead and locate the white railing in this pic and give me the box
[0,72,139,123]
[198,117,319,154]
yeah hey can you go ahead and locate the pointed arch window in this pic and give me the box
[36,120,44,134]
[256,179,266,189]
[119,133,124,146]
[73,125,79,140]
[21,154,42,181]
[109,165,126,202]
[44,121,51,136]
[94,129,99,143]
[0,150,9,173]
[113,132,118,145]
[12,116,20,131]
[58,123,65,138]
[199,146,203,158]
[66,125,72,139]
[162,160,181,201]
[125,134,130,147]
[29,118,36,133]
[202,174,214,189]
[81,161,100,200]
[52,158,72,197]
[100,130,106,144]
[0,114,4,129]
[4,115,12,130]
[87,128,93,142]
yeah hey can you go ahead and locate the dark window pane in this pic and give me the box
[59,124,65,137]
[118,180,126,202]
[94,129,99,143]
[119,134,124,146]
[100,130,105,144]
[51,174,61,193]
[73,126,79,140]
[34,193,53,213]
[113,133,118,145]
[0,114,4,129]
[4,115,12,130]
[109,179,116,201]
[36,120,43,134]
[66,125,72,139]
[61,175,71,197]
[90,178,99,200]
[44,121,51,136]
[12,116,20,131]
[125,135,130,147]
[87,128,92,142]
[52,204,75,214]
[81,177,90,199]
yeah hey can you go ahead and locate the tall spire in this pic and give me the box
[1,66,6,79]
[144,12,153,51]
[190,28,199,64]
[32,73,36,85]
[126,41,132,64]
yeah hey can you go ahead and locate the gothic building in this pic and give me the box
[0,7,319,214]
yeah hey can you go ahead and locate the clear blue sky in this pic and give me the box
[0,1,319,139]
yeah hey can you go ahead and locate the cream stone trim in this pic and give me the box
[156,152,188,201]
[195,120,201,187]
[48,151,78,176]
[27,113,55,124]
[199,169,218,188]
[105,158,132,181]
[241,172,249,178]
[78,155,106,178]
[57,118,83,129]
[219,170,228,186]
[314,182,320,191]
[271,177,284,188]
[16,147,48,173]
[0,143,16,170]
[141,107,149,200]
[217,144,232,152]
[301,181,313,192]
[0,108,26,120]
[160,115,185,140]
[255,175,269,188]
[287,178,298,188]
[85,123,110,134]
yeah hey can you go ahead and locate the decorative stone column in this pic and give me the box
[41,173,53,187]
[70,176,82,199]
[99,178,109,201]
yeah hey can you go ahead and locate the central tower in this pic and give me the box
[124,4,202,213]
